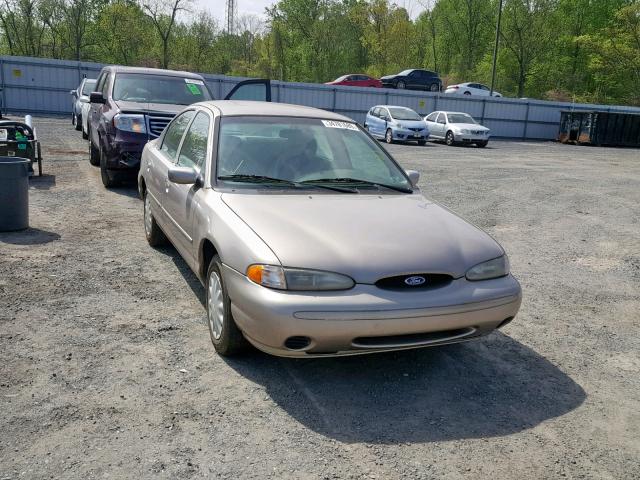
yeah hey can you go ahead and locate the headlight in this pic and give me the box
[466,256,510,281]
[461,129,470,134]
[247,265,355,291]
[396,123,405,129]
[113,114,146,134]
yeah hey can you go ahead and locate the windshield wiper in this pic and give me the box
[300,177,413,193]
[217,174,357,193]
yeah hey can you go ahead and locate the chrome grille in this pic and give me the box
[147,114,174,138]
[409,127,424,132]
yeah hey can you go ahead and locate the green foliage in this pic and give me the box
[0,0,637,105]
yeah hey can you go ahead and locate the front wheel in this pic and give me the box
[445,131,455,146]
[89,130,100,166]
[417,140,426,146]
[74,114,82,131]
[206,255,247,356]
[396,80,406,89]
[477,141,488,148]
[385,128,393,144]
[99,141,118,188]
[464,91,472,96]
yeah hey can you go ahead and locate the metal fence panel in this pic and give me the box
[2,55,640,140]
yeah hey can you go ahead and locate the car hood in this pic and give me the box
[221,193,503,283]
[380,75,396,81]
[114,100,186,115]
[394,119,428,128]
[450,123,489,131]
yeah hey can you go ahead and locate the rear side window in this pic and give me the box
[177,112,210,170]
[160,111,195,162]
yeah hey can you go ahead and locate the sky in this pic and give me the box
[199,0,424,26]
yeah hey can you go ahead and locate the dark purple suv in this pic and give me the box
[87,66,270,187]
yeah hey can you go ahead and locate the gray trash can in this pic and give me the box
[0,156,29,231]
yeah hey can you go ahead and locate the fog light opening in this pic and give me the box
[284,336,311,351]
[497,316,514,329]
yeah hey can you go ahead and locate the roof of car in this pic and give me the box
[199,101,353,121]
[102,65,205,79]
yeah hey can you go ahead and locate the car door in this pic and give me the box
[424,112,439,138]
[433,112,447,138]
[147,110,195,235]
[163,110,211,262]
[223,79,271,101]
[407,70,421,89]
[368,107,381,136]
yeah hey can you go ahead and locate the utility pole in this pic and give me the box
[225,0,237,35]
[490,0,503,96]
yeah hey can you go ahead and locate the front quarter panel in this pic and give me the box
[194,190,281,281]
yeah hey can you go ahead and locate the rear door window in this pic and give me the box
[160,111,195,162]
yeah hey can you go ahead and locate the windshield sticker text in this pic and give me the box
[321,120,358,131]
[185,79,205,86]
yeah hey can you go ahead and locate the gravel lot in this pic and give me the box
[1,116,639,479]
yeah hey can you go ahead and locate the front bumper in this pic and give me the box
[103,131,147,171]
[453,132,490,143]
[222,265,522,357]
[393,128,429,141]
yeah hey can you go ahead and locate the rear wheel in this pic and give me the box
[430,83,440,92]
[385,128,393,144]
[396,80,406,89]
[445,131,455,146]
[82,128,88,140]
[143,191,167,247]
[206,255,247,356]
[74,114,82,131]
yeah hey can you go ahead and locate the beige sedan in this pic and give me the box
[138,101,521,357]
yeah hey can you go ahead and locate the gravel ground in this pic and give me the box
[1,117,639,479]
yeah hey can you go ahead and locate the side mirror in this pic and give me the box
[79,96,89,103]
[406,169,420,187]
[70,90,77,96]
[90,91,105,104]
[168,166,200,185]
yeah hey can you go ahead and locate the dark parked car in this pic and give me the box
[381,69,442,92]
[88,66,270,187]
[325,74,382,88]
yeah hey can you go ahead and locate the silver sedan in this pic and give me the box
[425,111,491,147]
[138,101,521,357]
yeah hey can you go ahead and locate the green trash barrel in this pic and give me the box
[0,156,29,231]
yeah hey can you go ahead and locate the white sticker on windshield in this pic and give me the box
[185,78,205,86]
[0,129,6,141]
[321,120,358,131]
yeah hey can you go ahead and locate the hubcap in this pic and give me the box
[144,194,153,237]
[208,271,224,340]
[386,131,392,142]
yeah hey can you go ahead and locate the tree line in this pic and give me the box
[1,0,639,105]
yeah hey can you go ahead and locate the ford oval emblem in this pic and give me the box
[404,276,426,286]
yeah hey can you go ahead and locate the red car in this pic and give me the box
[325,74,382,88]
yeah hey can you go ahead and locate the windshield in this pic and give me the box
[398,70,413,76]
[388,107,422,121]
[448,113,477,124]
[112,73,212,105]
[217,116,411,191]
[81,80,96,95]
[333,75,348,82]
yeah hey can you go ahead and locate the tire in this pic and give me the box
[417,140,426,146]
[74,114,82,131]
[445,131,455,146]
[464,91,472,96]
[206,255,247,356]
[89,129,100,166]
[99,140,118,188]
[477,141,488,148]
[396,80,406,89]
[71,112,77,126]
[82,128,88,140]
[430,83,440,92]
[143,190,167,247]
[385,128,393,144]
